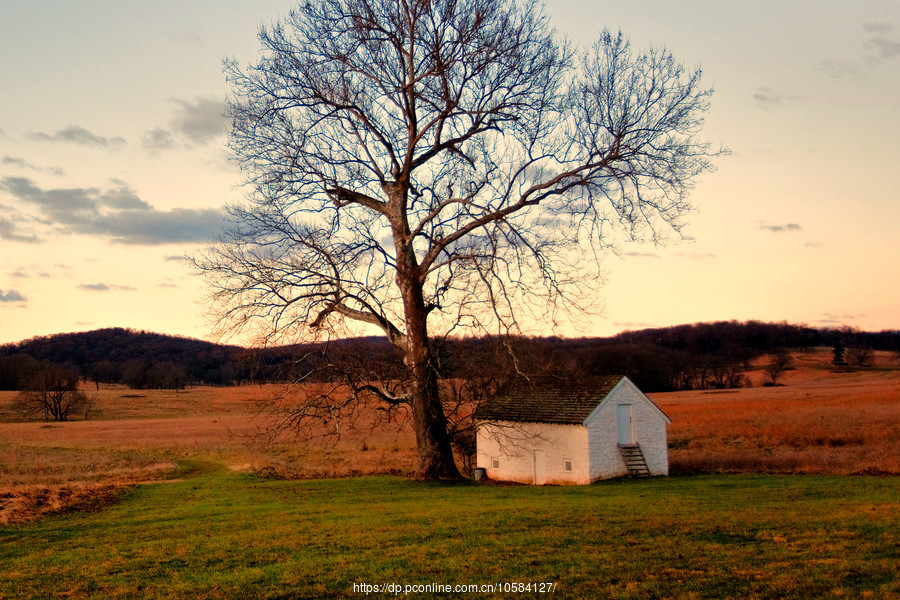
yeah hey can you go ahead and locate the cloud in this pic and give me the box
[821,59,862,79]
[77,283,137,292]
[94,207,226,245]
[0,289,27,303]
[0,216,41,243]
[865,36,900,62]
[165,30,203,46]
[0,176,101,220]
[804,242,824,248]
[2,156,66,176]
[752,87,801,110]
[142,128,177,152]
[863,23,894,34]
[9,267,52,279]
[99,180,153,210]
[172,98,227,144]
[9,263,68,279]
[817,313,864,325]
[760,223,802,233]
[28,125,126,149]
[824,23,900,77]
[623,251,661,259]
[0,176,225,245]
[143,97,227,152]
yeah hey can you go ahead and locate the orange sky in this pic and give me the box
[1,1,898,346]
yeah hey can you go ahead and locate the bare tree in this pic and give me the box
[846,346,874,368]
[15,364,91,422]
[247,343,412,447]
[195,0,722,479]
[765,349,793,386]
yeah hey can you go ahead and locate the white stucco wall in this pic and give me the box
[476,378,669,485]
[584,380,669,478]
[476,421,591,484]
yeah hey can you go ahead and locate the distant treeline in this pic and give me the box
[0,329,247,390]
[1,322,898,393]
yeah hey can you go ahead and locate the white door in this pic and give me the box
[617,404,634,445]
[532,449,547,485]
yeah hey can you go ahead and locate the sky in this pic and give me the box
[1,0,899,346]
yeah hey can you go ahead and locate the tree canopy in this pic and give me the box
[195,0,723,479]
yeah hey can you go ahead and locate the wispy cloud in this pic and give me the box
[817,312,865,325]
[752,87,801,110]
[0,215,41,243]
[9,267,52,279]
[824,22,900,77]
[77,283,137,292]
[623,251,661,259]
[142,128,177,153]
[143,97,227,152]
[863,22,894,35]
[760,223,802,233]
[173,98,227,144]
[0,176,224,245]
[28,125,126,149]
[2,156,66,176]
[864,35,900,62]
[164,29,203,46]
[0,289,27,303]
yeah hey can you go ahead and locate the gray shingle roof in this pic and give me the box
[475,375,625,425]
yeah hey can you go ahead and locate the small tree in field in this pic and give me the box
[846,346,874,368]
[15,364,91,422]
[195,0,723,479]
[832,340,847,366]
[765,349,793,386]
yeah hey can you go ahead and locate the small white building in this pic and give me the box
[475,376,670,485]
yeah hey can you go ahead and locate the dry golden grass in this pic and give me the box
[0,382,271,421]
[1,347,897,522]
[0,446,178,525]
[0,385,264,523]
[652,348,900,475]
[0,483,129,525]
[0,384,421,522]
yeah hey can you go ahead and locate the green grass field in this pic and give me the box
[1,468,897,599]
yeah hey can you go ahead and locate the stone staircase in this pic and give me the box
[618,444,651,477]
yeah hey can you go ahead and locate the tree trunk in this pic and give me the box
[408,344,461,480]
[399,270,462,480]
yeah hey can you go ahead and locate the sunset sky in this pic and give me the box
[2,0,899,346]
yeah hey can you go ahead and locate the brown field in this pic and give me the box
[654,348,900,475]
[0,384,418,524]
[1,347,898,523]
